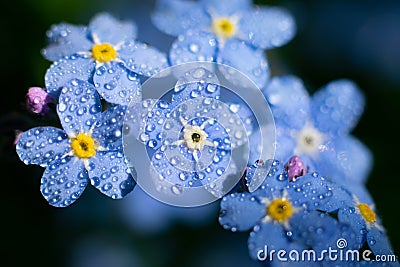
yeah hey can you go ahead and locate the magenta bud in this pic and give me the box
[14,130,23,145]
[26,87,54,115]
[284,155,307,182]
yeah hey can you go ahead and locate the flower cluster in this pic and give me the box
[14,0,398,266]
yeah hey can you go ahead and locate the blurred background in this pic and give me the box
[2,0,399,266]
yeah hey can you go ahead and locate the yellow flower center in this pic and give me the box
[267,199,294,223]
[70,133,96,158]
[91,43,117,63]
[357,203,377,223]
[212,18,236,40]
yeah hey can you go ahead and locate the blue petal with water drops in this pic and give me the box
[323,184,354,212]
[88,12,137,45]
[169,30,217,66]
[318,135,373,185]
[40,156,89,207]
[287,172,334,210]
[225,100,256,136]
[118,41,169,77]
[151,139,232,189]
[142,99,171,150]
[93,63,142,105]
[245,160,287,194]
[88,151,136,199]
[338,207,369,246]
[42,23,92,62]
[367,227,398,258]
[45,56,95,98]
[171,67,220,107]
[218,39,269,89]
[219,192,265,231]
[290,211,347,250]
[202,0,252,16]
[57,79,102,136]
[16,126,70,167]
[151,0,209,36]
[150,148,200,188]
[247,222,303,261]
[311,79,365,136]
[239,7,296,49]
[92,105,127,151]
[262,75,310,131]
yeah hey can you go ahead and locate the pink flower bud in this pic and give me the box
[26,87,54,114]
[284,155,308,182]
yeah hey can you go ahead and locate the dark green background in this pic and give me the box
[1,0,399,266]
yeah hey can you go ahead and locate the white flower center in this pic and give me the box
[182,124,209,150]
[295,125,324,156]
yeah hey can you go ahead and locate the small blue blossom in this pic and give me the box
[152,0,296,88]
[218,160,360,265]
[16,79,136,207]
[130,67,250,197]
[337,194,398,263]
[43,12,168,105]
[262,75,373,186]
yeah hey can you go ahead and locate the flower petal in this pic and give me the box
[88,12,137,44]
[42,23,92,61]
[247,222,297,261]
[45,56,95,98]
[88,151,136,199]
[150,148,199,188]
[171,67,220,107]
[367,227,397,256]
[218,39,269,89]
[318,135,373,185]
[40,157,88,207]
[203,0,252,15]
[93,63,142,105]
[57,79,102,136]
[219,192,265,231]
[338,207,366,245]
[247,159,287,194]
[288,172,334,210]
[169,30,217,66]
[119,41,168,76]
[16,127,70,167]
[151,0,209,36]
[92,105,127,151]
[290,211,339,249]
[311,79,365,136]
[240,7,296,49]
[262,75,310,130]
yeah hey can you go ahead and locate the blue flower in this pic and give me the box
[219,160,359,264]
[131,67,250,198]
[15,79,135,207]
[262,75,373,187]
[43,12,168,105]
[337,194,398,263]
[152,0,296,88]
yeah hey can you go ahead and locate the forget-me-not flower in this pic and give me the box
[130,67,249,197]
[152,0,296,88]
[43,12,168,105]
[219,160,358,264]
[16,79,136,207]
[262,75,373,187]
